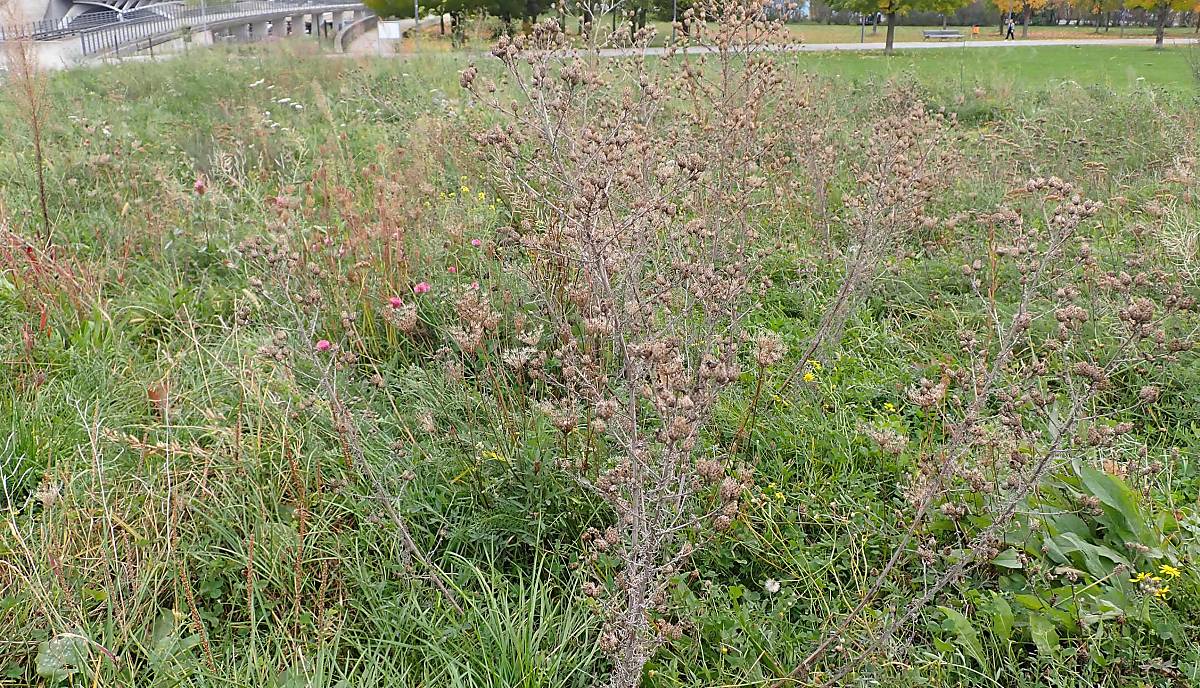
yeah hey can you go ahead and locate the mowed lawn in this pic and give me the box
[783,44,1198,93]
[786,21,1200,43]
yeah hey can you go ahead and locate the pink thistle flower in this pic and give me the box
[193,176,207,195]
[470,238,482,247]
[413,282,431,294]
[315,339,332,352]
[470,281,480,290]
[448,266,458,274]
[388,296,404,309]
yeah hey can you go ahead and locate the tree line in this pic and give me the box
[363,0,1199,51]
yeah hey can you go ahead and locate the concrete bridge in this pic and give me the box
[1,0,373,69]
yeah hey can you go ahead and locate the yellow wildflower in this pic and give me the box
[884,402,895,412]
[774,491,785,502]
[460,185,470,194]
[803,372,815,383]
[478,191,486,201]
[1159,563,1180,578]
[1154,585,1170,599]
[1130,571,1151,584]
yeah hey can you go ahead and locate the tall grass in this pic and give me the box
[1,34,1199,688]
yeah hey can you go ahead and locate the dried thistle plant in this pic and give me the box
[778,177,1198,686]
[788,90,958,374]
[461,3,811,684]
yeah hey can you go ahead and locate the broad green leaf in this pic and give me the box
[1053,532,1129,579]
[1045,512,1091,539]
[1029,614,1059,657]
[991,548,1023,569]
[1080,598,1125,627]
[1013,593,1045,611]
[35,634,87,681]
[1079,465,1150,542]
[938,606,986,667]
[987,593,1014,642]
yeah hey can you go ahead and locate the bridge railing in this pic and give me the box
[0,18,69,41]
[78,0,356,55]
[0,7,166,42]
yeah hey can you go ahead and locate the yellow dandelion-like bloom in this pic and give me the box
[803,372,815,383]
[1154,585,1170,599]
[1130,572,1151,584]
[1159,564,1181,578]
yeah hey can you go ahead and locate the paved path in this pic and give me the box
[595,36,1200,57]
[346,16,439,55]
[346,25,379,54]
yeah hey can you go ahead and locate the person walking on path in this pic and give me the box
[1005,18,1016,40]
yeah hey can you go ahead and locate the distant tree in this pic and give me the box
[367,0,541,32]
[991,0,1049,36]
[1089,0,1123,31]
[1127,0,1192,45]
[831,0,970,52]
[809,0,835,20]
[364,0,419,18]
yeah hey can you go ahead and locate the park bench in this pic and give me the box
[922,29,964,40]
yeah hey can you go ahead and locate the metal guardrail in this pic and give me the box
[0,10,120,41]
[78,0,361,55]
[0,6,179,41]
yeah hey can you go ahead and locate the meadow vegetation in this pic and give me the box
[2,7,1200,687]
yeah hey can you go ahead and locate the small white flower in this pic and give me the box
[764,579,781,594]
